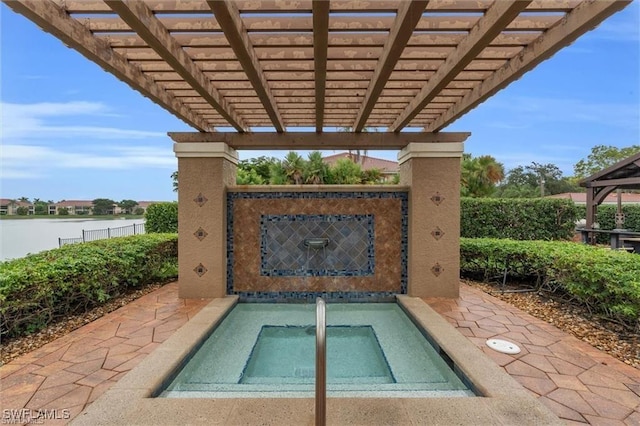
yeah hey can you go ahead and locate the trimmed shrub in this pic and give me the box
[145,202,178,233]
[0,234,178,339]
[461,238,640,325]
[461,198,578,240]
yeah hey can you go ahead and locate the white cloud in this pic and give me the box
[484,96,639,128]
[0,101,175,180]
[0,144,175,180]
[1,101,166,140]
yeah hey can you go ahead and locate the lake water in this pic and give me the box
[0,218,145,261]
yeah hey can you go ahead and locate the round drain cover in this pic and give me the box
[486,339,521,354]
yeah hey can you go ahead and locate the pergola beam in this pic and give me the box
[207,0,284,133]
[353,0,429,132]
[426,0,631,132]
[2,0,211,132]
[313,0,330,133]
[168,131,470,150]
[104,0,246,132]
[389,0,530,132]
[586,177,640,188]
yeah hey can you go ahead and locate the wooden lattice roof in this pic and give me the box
[4,0,630,135]
[580,151,640,192]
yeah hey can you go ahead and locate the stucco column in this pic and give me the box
[173,142,237,298]
[398,142,464,298]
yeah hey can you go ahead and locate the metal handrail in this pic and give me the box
[316,297,326,426]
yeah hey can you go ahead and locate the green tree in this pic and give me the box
[118,199,139,214]
[134,207,145,215]
[574,144,640,178]
[328,158,363,184]
[282,151,306,184]
[238,156,279,182]
[268,160,288,184]
[496,162,580,198]
[362,168,382,184]
[304,151,329,184]
[58,207,69,215]
[461,154,504,197]
[92,198,116,215]
[16,206,29,215]
[237,168,265,185]
[33,198,48,215]
[171,171,178,192]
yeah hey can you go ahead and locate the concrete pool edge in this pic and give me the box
[72,295,562,425]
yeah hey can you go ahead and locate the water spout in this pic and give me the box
[304,238,329,249]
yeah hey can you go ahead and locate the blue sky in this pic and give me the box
[1,3,638,202]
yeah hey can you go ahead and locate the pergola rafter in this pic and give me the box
[104,0,246,132]
[3,0,211,132]
[313,0,330,133]
[389,0,531,132]
[353,0,429,132]
[207,0,284,132]
[425,0,632,132]
[6,0,630,136]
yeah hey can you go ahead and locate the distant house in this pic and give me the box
[50,200,94,215]
[0,199,34,215]
[322,152,399,182]
[136,201,164,214]
[547,192,640,205]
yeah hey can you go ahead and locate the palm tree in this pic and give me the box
[304,151,328,184]
[283,151,305,184]
[461,154,504,197]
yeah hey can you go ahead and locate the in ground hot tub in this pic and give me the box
[160,303,473,398]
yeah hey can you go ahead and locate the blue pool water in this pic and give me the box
[241,325,394,384]
[161,303,473,398]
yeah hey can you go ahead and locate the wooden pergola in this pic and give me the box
[3,0,631,148]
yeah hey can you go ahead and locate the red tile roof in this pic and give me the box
[547,192,640,204]
[322,152,398,174]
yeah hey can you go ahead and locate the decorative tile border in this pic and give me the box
[227,191,408,301]
[233,290,398,303]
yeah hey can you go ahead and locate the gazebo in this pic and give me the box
[4,0,632,300]
[580,151,640,247]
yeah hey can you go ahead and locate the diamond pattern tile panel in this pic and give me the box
[260,214,374,277]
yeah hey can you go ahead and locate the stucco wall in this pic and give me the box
[177,156,236,298]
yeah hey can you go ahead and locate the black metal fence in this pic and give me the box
[59,223,145,247]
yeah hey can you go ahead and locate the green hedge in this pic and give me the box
[0,234,178,339]
[461,238,640,324]
[145,202,178,233]
[461,198,578,240]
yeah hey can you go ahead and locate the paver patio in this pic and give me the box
[1,281,638,425]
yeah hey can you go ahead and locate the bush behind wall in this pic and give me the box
[461,198,578,240]
[145,202,178,233]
